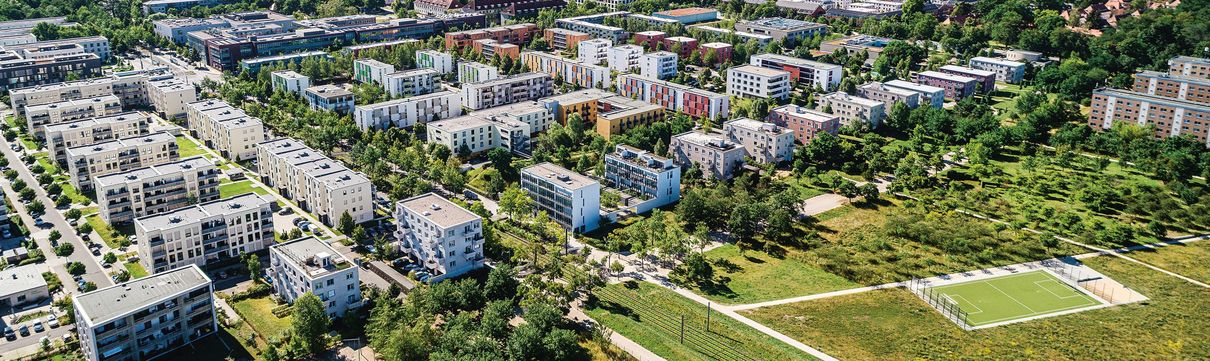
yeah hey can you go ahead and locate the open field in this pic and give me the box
[740,251,1210,360]
[931,270,1101,327]
[1116,241,1210,284]
[694,244,857,304]
[585,281,816,361]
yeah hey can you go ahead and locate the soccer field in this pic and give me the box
[933,270,1103,327]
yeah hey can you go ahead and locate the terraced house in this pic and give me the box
[94,157,221,224]
[256,138,374,225]
[134,193,275,273]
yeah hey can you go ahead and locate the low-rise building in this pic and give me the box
[661,36,698,58]
[25,95,123,139]
[603,144,680,213]
[1132,70,1210,105]
[607,44,643,73]
[416,49,455,74]
[669,130,746,180]
[544,28,589,51]
[750,53,842,91]
[688,25,773,46]
[858,81,921,109]
[577,38,612,65]
[256,139,374,225]
[969,57,1026,84]
[652,7,718,24]
[914,71,977,100]
[735,17,827,42]
[639,51,678,80]
[43,112,152,165]
[520,162,600,233]
[1168,56,1210,79]
[883,80,945,108]
[134,193,274,273]
[73,265,214,361]
[473,39,521,59]
[818,92,885,128]
[723,117,795,164]
[768,104,840,145]
[94,156,221,224]
[147,77,198,120]
[556,13,626,42]
[0,40,103,92]
[521,51,610,89]
[539,89,664,139]
[304,85,356,114]
[269,237,362,317]
[66,132,179,191]
[460,72,553,110]
[353,58,395,85]
[458,61,500,84]
[0,264,48,309]
[271,70,310,95]
[444,23,538,50]
[633,31,665,50]
[939,65,996,93]
[354,90,462,130]
[383,68,440,97]
[392,193,486,280]
[616,73,729,120]
[1088,88,1210,146]
[727,65,791,100]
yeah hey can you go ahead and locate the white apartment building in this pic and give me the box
[640,51,678,80]
[427,102,550,155]
[723,117,795,164]
[520,162,601,233]
[74,265,214,361]
[392,193,486,281]
[353,58,395,85]
[858,81,921,109]
[271,70,310,95]
[43,111,151,164]
[94,156,221,224]
[818,92,886,128]
[460,72,553,110]
[416,49,455,74]
[607,44,643,73]
[749,53,843,91]
[457,61,500,84]
[147,77,197,119]
[25,95,123,138]
[66,132,179,191]
[577,38,613,65]
[185,100,265,161]
[9,71,151,118]
[304,85,356,114]
[256,138,374,226]
[269,237,362,317]
[727,65,791,100]
[383,68,440,97]
[134,193,274,273]
[669,130,747,180]
[969,56,1026,84]
[883,80,945,108]
[353,90,462,130]
[603,145,680,213]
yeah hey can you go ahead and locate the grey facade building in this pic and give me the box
[25,95,123,139]
[43,111,153,165]
[66,132,180,191]
[134,193,275,273]
[669,130,746,180]
[392,193,486,282]
[94,156,221,224]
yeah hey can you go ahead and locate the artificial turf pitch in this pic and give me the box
[933,270,1102,327]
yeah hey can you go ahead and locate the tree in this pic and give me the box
[77,223,92,235]
[27,200,44,214]
[49,230,61,242]
[245,253,262,280]
[66,262,85,275]
[55,196,70,208]
[484,265,519,302]
[858,183,880,203]
[673,252,714,284]
[339,211,355,234]
[65,208,82,220]
[54,242,73,257]
[838,181,860,202]
[499,185,534,219]
[103,252,117,264]
[291,292,331,356]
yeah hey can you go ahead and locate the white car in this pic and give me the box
[47,316,59,328]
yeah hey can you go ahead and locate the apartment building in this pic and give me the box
[750,54,842,91]
[577,38,613,65]
[383,68,440,97]
[723,118,795,164]
[1088,88,1210,146]
[416,49,454,74]
[939,65,996,93]
[556,13,628,42]
[633,31,665,50]
[271,70,310,95]
[727,65,791,100]
[915,71,977,100]
[354,90,462,130]
[9,71,152,118]
[1168,56,1210,79]
[544,28,590,51]
[73,265,214,361]
[607,45,643,73]
[304,85,356,114]
[0,42,101,92]
[269,237,362,317]
[669,130,747,180]
[240,51,332,74]
[858,81,921,109]
[392,193,486,281]
[699,42,733,64]
[353,58,395,84]
[147,77,198,120]
[883,80,945,108]
[603,144,680,213]
[768,104,840,145]
[25,95,123,139]
[94,156,221,224]
[661,36,698,58]
[256,139,374,225]
[343,38,419,57]
[66,132,179,191]
[458,61,500,84]
[639,51,678,80]
[969,57,1025,84]
[616,73,729,120]
[185,100,267,161]
[520,162,601,233]
[134,193,275,273]
[43,112,152,165]
[818,92,886,128]
[473,39,521,60]
[521,51,610,89]
[443,23,537,50]
[735,17,827,42]
[427,102,550,154]
[460,72,553,110]
[1132,70,1210,105]
[539,89,665,139]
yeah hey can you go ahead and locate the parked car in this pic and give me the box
[4,326,15,340]
[46,316,59,328]
[292,218,303,226]
[32,322,43,333]
[278,208,294,215]
[91,248,101,256]
[2,229,11,238]
[101,262,111,268]
[463,190,478,200]
[17,325,28,336]
[218,271,228,279]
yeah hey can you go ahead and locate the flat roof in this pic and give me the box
[673,130,741,151]
[970,56,1025,68]
[917,70,976,83]
[725,117,792,135]
[384,67,440,79]
[752,53,840,70]
[1171,56,1210,66]
[149,77,192,90]
[43,111,148,134]
[653,7,717,17]
[541,88,614,104]
[740,17,825,30]
[0,264,47,299]
[93,156,213,188]
[134,193,271,231]
[355,58,393,68]
[940,65,996,77]
[357,90,455,109]
[730,64,790,78]
[861,81,918,97]
[883,79,945,93]
[25,94,120,113]
[1094,88,1210,112]
[522,162,598,190]
[310,167,370,189]
[258,138,308,156]
[74,265,210,327]
[771,104,839,123]
[1135,70,1210,86]
[271,236,350,277]
[822,92,883,107]
[305,84,353,99]
[398,193,480,229]
[65,132,175,157]
[619,73,725,98]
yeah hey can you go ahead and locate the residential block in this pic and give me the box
[94,156,221,224]
[269,237,362,317]
[392,193,486,281]
[520,162,600,233]
[460,72,553,110]
[66,132,179,191]
[134,193,274,273]
[353,90,462,130]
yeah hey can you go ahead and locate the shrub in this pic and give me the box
[229,283,272,302]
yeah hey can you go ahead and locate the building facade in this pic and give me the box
[669,131,746,180]
[768,104,840,145]
[147,77,198,120]
[607,44,643,73]
[66,132,179,191]
[256,139,374,225]
[616,73,729,120]
[25,95,123,139]
[184,99,266,161]
[639,51,678,80]
[969,57,1026,84]
[383,68,440,97]
[1088,88,1210,146]
[353,90,462,130]
[858,81,921,109]
[939,65,997,93]
[914,71,977,100]
[43,112,152,165]
[603,144,681,213]
[271,70,310,95]
[458,61,500,84]
[818,92,886,128]
[416,50,455,74]
[723,117,796,164]
[538,89,664,139]
[269,237,362,317]
[74,265,214,361]
[392,193,486,281]
[1132,70,1210,105]
[749,53,842,91]
[304,85,356,114]
[727,65,791,100]
[544,28,590,51]
[735,17,827,42]
[460,72,553,110]
[94,156,221,224]
[353,58,395,85]
[520,162,600,233]
[134,193,274,273]
[1168,56,1210,79]
[883,80,945,108]
[521,51,610,89]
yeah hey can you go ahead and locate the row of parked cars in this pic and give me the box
[3,314,68,343]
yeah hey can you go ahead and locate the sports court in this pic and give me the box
[932,270,1103,327]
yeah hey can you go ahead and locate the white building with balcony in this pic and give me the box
[74,265,214,361]
[640,51,678,80]
[393,193,486,282]
[520,162,600,233]
[603,145,680,213]
[269,236,362,317]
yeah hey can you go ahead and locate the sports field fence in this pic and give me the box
[906,278,973,330]
[1039,259,1126,304]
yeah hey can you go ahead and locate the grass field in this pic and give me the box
[86,213,128,249]
[1121,241,1210,284]
[931,270,1101,327]
[694,244,858,304]
[176,136,212,159]
[231,296,293,340]
[219,179,269,198]
[124,261,148,279]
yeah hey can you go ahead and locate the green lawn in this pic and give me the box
[1121,241,1210,284]
[740,252,1210,360]
[33,153,59,174]
[176,136,212,159]
[86,213,128,249]
[691,244,857,304]
[586,281,817,361]
[231,296,293,340]
[932,270,1100,327]
[219,179,268,198]
[124,261,148,279]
